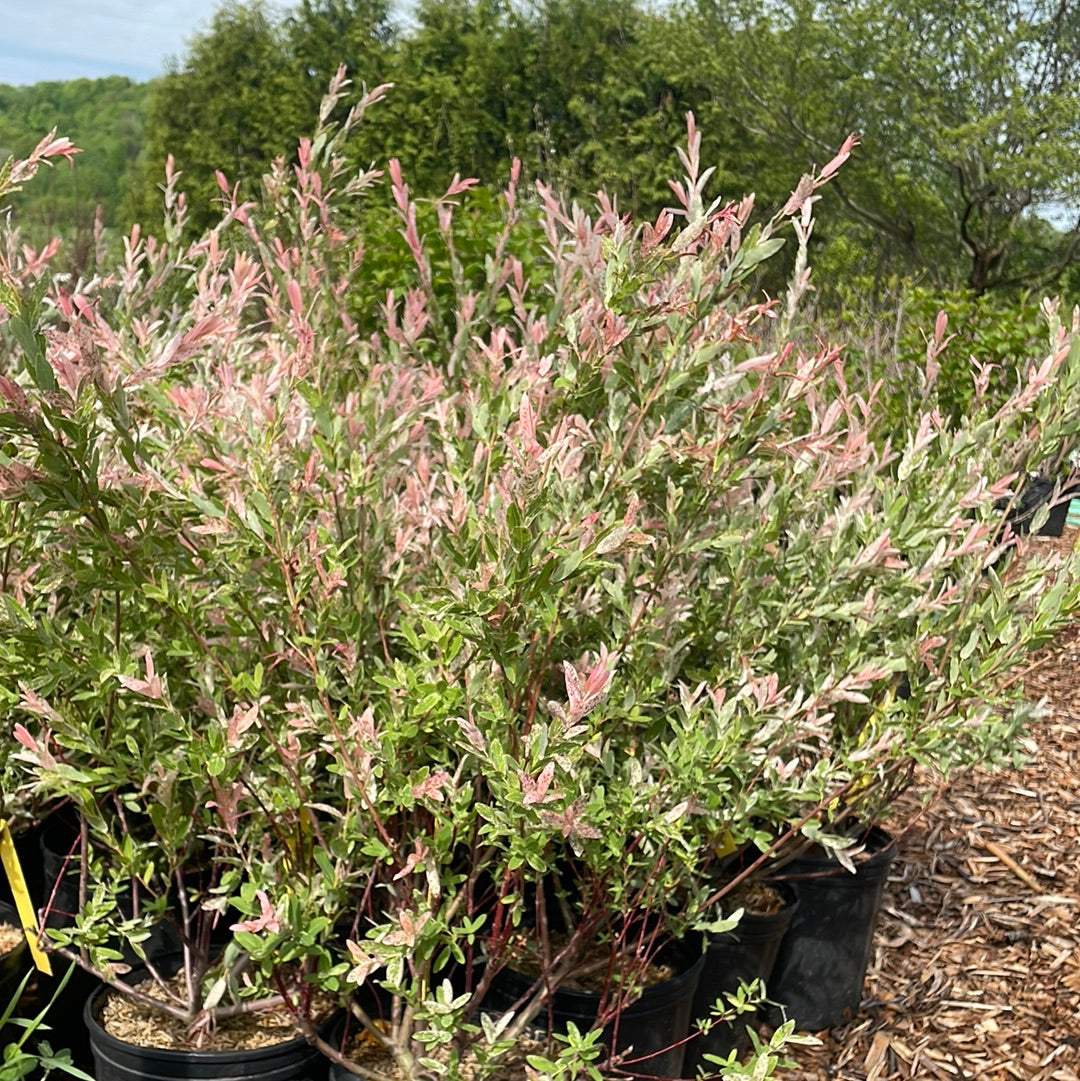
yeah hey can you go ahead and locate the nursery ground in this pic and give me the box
[783,531,1080,1081]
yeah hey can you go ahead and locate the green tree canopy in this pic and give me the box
[137,1,312,234]
[7,0,1080,297]
[285,0,397,118]
[0,76,148,267]
[694,0,1080,294]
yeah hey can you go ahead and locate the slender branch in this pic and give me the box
[77,816,89,967]
[497,910,609,1045]
[174,866,196,1016]
[298,1017,396,1081]
[207,993,287,1020]
[0,501,17,592]
[830,178,918,248]
[48,945,195,1024]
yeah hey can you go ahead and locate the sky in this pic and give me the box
[0,0,226,86]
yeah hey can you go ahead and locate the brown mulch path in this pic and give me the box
[783,531,1080,1081]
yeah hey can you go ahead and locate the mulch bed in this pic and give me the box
[783,532,1080,1081]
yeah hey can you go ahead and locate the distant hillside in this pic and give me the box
[0,76,150,265]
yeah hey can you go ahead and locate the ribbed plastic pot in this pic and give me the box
[327,1010,397,1081]
[485,937,704,1079]
[0,825,44,917]
[327,961,490,1079]
[683,884,798,1076]
[85,977,330,1081]
[764,826,896,1031]
[326,1017,365,1081]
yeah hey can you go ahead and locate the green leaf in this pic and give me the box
[0,277,19,317]
[737,236,785,271]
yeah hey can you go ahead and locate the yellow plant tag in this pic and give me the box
[712,829,737,858]
[0,821,52,975]
[282,810,313,872]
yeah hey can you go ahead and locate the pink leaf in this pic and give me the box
[13,724,36,752]
[17,683,61,723]
[411,771,451,802]
[0,377,29,411]
[817,133,860,182]
[519,393,541,457]
[117,651,163,700]
[227,702,260,748]
[458,715,487,754]
[38,134,80,164]
[539,801,602,841]
[934,310,948,345]
[345,941,381,985]
[230,890,281,934]
[782,174,814,217]
[388,159,409,214]
[444,173,479,198]
[286,279,304,318]
[520,761,561,806]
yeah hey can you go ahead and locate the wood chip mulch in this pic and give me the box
[783,531,1080,1081]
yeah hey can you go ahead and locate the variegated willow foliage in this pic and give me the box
[1,74,1079,1079]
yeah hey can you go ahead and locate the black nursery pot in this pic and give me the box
[0,901,29,1003]
[683,884,798,1076]
[485,937,704,1079]
[0,823,45,916]
[327,967,484,1081]
[41,812,182,963]
[85,961,330,1081]
[1000,477,1080,537]
[28,820,100,1072]
[764,826,896,1031]
[40,813,83,931]
[1038,491,1075,537]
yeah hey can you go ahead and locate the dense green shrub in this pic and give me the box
[3,92,1080,1081]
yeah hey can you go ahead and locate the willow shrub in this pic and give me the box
[2,82,1080,1079]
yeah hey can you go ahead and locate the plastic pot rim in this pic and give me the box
[84,978,332,1063]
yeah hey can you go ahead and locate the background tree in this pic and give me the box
[358,0,530,189]
[359,0,751,217]
[136,1,311,234]
[0,76,148,270]
[285,0,397,119]
[6,0,1080,299]
[693,0,1080,295]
